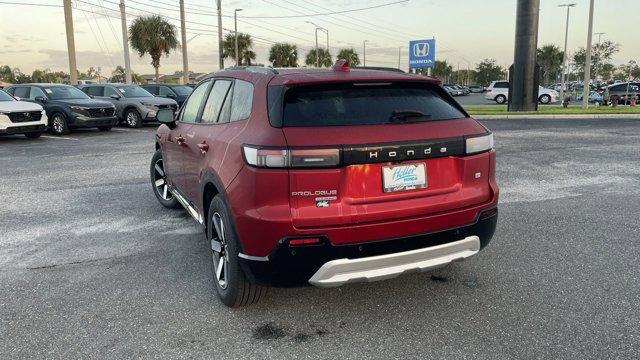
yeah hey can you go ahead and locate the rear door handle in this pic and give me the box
[197,142,209,155]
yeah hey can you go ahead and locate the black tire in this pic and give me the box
[150,150,180,209]
[49,112,70,135]
[495,94,507,104]
[98,126,112,132]
[539,94,551,104]
[207,194,266,307]
[24,132,42,139]
[125,109,143,128]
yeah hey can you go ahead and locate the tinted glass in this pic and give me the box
[201,80,232,124]
[105,86,119,97]
[493,82,508,88]
[29,87,46,100]
[180,80,211,123]
[158,86,174,96]
[143,86,158,95]
[13,87,30,99]
[115,85,153,98]
[230,80,253,122]
[87,86,104,97]
[171,85,193,96]
[281,83,465,127]
[0,90,14,101]
[43,86,90,100]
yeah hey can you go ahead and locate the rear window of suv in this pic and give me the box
[275,82,466,127]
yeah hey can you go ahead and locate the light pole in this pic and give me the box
[119,0,132,84]
[582,0,595,109]
[558,3,576,102]
[179,0,189,85]
[234,8,243,66]
[306,21,327,67]
[216,0,224,70]
[398,46,402,69]
[363,40,369,66]
[593,32,605,80]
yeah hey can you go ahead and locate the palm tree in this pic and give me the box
[337,48,360,66]
[129,15,179,83]
[305,48,332,67]
[432,60,453,82]
[269,43,298,67]
[536,44,563,86]
[223,33,256,66]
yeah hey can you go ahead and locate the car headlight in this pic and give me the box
[142,102,157,109]
[70,106,89,111]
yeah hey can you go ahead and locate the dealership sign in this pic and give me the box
[408,39,435,69]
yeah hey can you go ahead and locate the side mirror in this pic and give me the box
[110,94,121,100]
[156,108,176,129]
[34,96,46,103]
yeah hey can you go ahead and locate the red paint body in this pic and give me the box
[156,68,499,257]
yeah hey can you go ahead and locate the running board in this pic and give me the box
[170,186,204,225]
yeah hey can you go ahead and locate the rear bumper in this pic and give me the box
[238,210,497,287]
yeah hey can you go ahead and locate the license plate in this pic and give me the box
[382,163,427,193]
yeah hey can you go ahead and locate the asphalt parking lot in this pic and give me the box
[1,119,639,359]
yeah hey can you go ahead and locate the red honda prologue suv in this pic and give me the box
[151,61,498,307]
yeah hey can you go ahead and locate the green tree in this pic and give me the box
[336,48,360,66]
[573,41,620,80]
[475,59,504,86]
[305,48,332,67]
[129,15,179,83]
[536,44,563,86]
[268,43,298,67]
[0,65,16,83]
[431,60,453,82]
[223,33,256,66]
[110,65,143,83]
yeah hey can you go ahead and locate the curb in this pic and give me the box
[471,113,640,120]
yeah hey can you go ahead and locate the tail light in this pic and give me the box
[243,145,340,168]
[465,133,494,154]
[486,88,492,92]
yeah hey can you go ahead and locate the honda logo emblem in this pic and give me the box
[413,42,429,57]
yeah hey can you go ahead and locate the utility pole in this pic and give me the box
[363,40,368,66]
[593,32,605,80]
[179,0,189,84]
[306,22,327,67]
[314,28,319,67]
[398,46,401,69]
[558,3,576,102]
[582,0,595,109]
[119,0,132,84]
[216,0,224,70]
[510,0,540,112]
[63,0,78,85]
[234,8,242,66]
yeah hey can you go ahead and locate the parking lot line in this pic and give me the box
[41,135,79,141]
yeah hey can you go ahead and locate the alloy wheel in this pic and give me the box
[52,115,64,134]
[211,212,229,289]
[153,158,172,201]
[126,112,139,127]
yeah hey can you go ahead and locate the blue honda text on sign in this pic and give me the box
[408,39,435,69]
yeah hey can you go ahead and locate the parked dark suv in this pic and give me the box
[151,62,499,307]
[4,84,117,135]
[141,83,193,107]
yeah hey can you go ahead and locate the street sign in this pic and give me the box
[408,39,435,69]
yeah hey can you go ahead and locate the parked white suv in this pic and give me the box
[0,90,48,138]
[484,80,559,104]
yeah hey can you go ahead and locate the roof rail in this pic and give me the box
[225,66,278,75]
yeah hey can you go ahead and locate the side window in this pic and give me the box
[13,87,30,99]
[493,82,508,89]
[87,86,104,97]
[201,80,233,124]
[230,80,254,122]
[180,80,211,123]
[104,86,118,97]
[144,86,158,95]
[5,87,15,95]
[159,86,174,96]
[29,87,46,100]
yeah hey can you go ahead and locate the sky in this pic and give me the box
[0,0,638,77]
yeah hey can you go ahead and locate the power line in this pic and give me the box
[0,1,61,7]
[241,0,409,19]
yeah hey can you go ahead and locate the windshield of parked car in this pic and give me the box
[0,90,15,101]
[280,82,466,127]
[171,86,193,96]
[44,86,90,100]
[116,85,153,98]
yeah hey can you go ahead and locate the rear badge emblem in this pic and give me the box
[316,200,329,208]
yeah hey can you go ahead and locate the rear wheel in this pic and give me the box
[24,132,42,139]
[50,113,70,135]
[208,195,266,307]
[150,150,179,208]
[495,94,507,104]
[125,109,142,128]
[539,94,551,104]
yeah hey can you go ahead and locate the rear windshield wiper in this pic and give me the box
[388,110,432,123]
